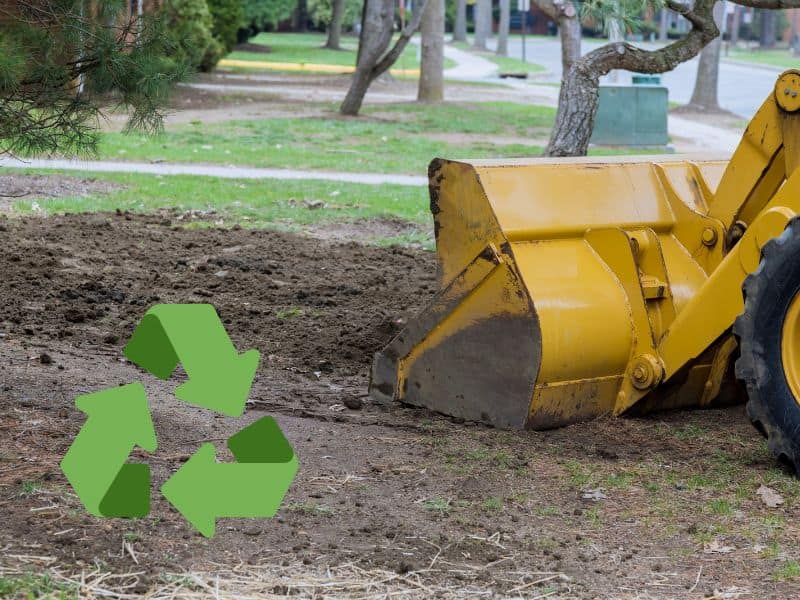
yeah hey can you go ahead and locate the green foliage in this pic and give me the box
[163,0,223,72]
[207,0,243,54]
[581,0,661,35]
[308,0,363,30]
[0,1,186,157]
[240,0,295,37]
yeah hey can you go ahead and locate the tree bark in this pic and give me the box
[340,0,430,115]
[419,0,445,101]
[473,0,491,49]
[293,0,308,31]
[760,8,777,47]
[454,0,468,41]
[326,0,345,50]
[497,0,510,55]
[545,0,719,157]
[534,0,581,73]
[688,0,724,110]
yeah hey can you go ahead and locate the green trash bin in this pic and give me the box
[590,83,668,147]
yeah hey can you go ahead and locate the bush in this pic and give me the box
[240,0,295,35]
[308,0,363,32]
[163,0,222,71]
[207,0,243,54]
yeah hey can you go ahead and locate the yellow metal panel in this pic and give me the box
[510,239,632,383]
[475,162,676,240]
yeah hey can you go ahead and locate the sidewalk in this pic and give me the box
[0,157,427,187]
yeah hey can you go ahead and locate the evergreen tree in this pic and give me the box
[0,1,186,157]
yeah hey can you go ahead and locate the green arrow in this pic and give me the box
[123,304,260,417]
[60,383,157,517]
[161,417,297,537]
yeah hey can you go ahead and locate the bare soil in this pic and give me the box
[1,213,799,598]
[0,174,124,213]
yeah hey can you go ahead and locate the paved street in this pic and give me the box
[491,36,780,118]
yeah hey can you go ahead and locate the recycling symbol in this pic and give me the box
[60,304,298,537]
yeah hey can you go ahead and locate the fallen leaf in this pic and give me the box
[757,485,784,508]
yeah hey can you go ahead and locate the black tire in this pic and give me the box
[734,218,800,473]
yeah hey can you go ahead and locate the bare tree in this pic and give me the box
[688,1,725,110]
[454,0,468,41]
[419,0,445,102]
[535,0,581,73]
[497,0,510,55]
[340,0,430,115]
[473,0,491,49]
[326,0,346,50]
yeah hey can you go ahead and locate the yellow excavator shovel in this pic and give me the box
[371,70,800,471]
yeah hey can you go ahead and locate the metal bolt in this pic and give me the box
[793,91,797,98]
[786,88,791,95]
[701,227,718,247]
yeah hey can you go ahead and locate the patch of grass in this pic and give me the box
[774,560,800,581]
[707,498,735,517]
[604,472,635,489]
[12,171,430,234]
[673,424,708,440]
[276,307,304,319]
[99,103,553,175]
[19,480,41,496]
[225,32,456,72]
[534,505,559,517]
[562,459,594,488]
[0,573,76,598]
[481,497,503,511]
[286,502,334,516]
[727,47,799,70]
[423,498,451,513]
[584,506,602,527]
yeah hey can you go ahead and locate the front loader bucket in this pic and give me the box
[370,156,732,429]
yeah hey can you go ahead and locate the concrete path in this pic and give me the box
[443,44,498,80]
[0,157,427,187]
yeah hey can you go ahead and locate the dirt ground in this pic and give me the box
[1,210,800,598]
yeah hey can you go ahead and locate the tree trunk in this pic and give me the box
[760,9,776,48]
[659,8,669,41]
[419,0,445,102]
[326,0,345,50]
[556,5,580,73]
[293,0,308,32]
[497,0,510,56]
[688,1,724,110]
[730,5,741,45]
[534,0,581,73]
[341,0,430,115]
[454,0,468,42]
[546,0,719,157]
[473,0,491,50]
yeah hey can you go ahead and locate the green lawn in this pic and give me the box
[452,41,546,75]
[99,102,556,175]
[12,170,431,245]
[227,32,454,72]
[727,47,800,70]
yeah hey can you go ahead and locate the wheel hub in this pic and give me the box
[781,291,800,404]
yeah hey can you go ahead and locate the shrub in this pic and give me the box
[163,0,222,71]
[207,0,243,55]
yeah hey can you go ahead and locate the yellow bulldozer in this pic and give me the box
[371,70,800,472]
